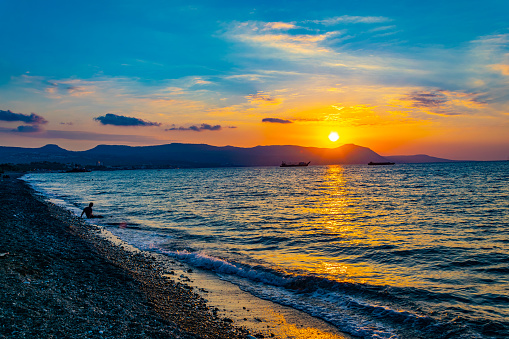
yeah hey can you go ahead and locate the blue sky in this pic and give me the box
[0,0,508,159]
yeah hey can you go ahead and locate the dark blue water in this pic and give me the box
[24,161,509,338]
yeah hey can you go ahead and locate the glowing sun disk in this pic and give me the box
[328,131,340,142]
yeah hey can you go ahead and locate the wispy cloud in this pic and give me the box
[94,113,161,126]
[368,25,397,33]
[223,19,412,75]
[247,92,282,106]
[225,21,338,56]
[399,89,487,116]
[310,15,392,26]
[41,79,97,99]
[407,91,449,108]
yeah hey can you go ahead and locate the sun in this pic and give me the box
[328,131,340,142]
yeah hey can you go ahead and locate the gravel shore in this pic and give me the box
[0,174,255,339]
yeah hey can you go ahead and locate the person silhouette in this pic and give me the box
[81,202,103,218]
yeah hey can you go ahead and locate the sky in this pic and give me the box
[0,0,508,160]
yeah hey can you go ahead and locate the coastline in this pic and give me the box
[0,174,250,338]
[1,174,352,339]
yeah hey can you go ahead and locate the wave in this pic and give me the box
[480,266,509,274]
[161,249,293,286]
[154,248,467,338]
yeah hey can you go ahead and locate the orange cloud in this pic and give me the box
[491,64,509,76]
[291,104,417,128]
[262,22,296,31]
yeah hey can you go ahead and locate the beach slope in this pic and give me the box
[0,175,251,339]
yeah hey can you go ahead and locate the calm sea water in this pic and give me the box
[23,162,509,338]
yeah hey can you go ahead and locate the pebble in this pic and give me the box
[0,175,258,339]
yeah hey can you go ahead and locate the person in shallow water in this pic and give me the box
[80,202,103,218]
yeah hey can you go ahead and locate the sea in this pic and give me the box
[22,161,509,338]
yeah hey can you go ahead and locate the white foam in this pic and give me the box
[228,277,400,339]
[159,249,292,286]
[155,248,402,338]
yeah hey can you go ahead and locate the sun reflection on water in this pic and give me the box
[277,164,424,287]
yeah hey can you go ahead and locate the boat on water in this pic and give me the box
[280,161,310,167]
[368,161,395,166]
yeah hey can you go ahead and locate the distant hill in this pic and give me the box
[0,143,454,168]
[384,154,456,163]
[0,144,76,163]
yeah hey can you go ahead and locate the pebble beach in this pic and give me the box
[0,174,255,339]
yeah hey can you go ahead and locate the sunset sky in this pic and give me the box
[0,0,508,160]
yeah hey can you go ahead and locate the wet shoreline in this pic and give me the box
[0,174,252,338]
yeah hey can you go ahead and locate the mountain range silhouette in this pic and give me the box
[0,143,453,167]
